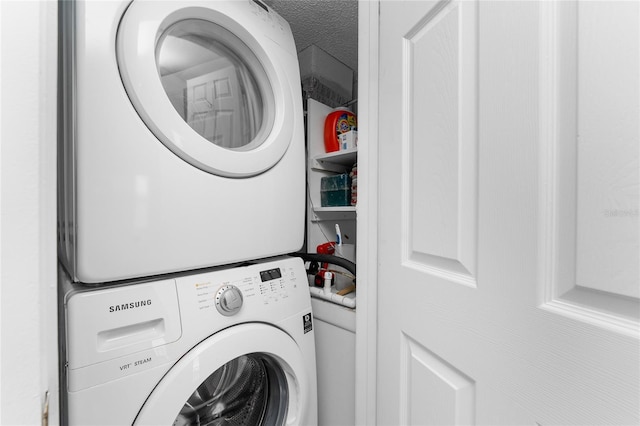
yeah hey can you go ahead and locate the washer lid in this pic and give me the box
[133,323,310,425]
[117,1,294,177]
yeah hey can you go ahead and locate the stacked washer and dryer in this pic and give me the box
[58,0,317,424]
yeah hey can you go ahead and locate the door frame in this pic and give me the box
[355,1,380,424]
[0,1,59,423]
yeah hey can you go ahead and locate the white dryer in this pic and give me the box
[58,0,305,283]
[62,256,317,425]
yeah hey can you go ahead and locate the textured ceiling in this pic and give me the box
[263,0,358,74]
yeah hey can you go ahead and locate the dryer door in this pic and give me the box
[117,1,296,177]
[133,323,311,425]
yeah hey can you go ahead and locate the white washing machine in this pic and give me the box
[58,0,305,284]
[61,256,317,425]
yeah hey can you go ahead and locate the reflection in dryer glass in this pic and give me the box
[156,19,271,151]
[174,353,288,425]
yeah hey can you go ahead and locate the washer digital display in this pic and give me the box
[260,268,282,282]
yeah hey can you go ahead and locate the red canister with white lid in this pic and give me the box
[324,108,357,153]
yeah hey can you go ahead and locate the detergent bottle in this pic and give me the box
[324,108,357,153]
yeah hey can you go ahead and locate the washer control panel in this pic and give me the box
[178,257,307,321]
[215,285,244,316]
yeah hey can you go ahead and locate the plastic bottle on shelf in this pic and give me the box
[324,108,357,153]
[350,163,357,206]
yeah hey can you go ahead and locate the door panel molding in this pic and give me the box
[401,0,479,288]
[538,1,639,338]
[400,333,476,425]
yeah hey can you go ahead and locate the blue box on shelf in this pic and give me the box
[320,173,352,207]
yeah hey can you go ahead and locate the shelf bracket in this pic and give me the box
[310,158,350,173]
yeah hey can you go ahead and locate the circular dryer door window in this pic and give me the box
[156,19,272,152]
[117,2,295,177]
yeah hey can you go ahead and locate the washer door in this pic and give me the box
[117,1,294,177]
[133,324,310,425]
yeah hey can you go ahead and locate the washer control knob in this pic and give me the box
[215,285,243,316]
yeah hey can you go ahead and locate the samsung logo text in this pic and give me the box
[109,300,152,313]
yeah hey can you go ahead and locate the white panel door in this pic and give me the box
[187,67,244,148]
[376,1,639,424]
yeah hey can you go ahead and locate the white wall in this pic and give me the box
[0,1,59,424]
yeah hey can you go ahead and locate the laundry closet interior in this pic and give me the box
[4,0,640,424]
[270,1,360,423]
[56,0,361,425]
[262,2,362,424]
